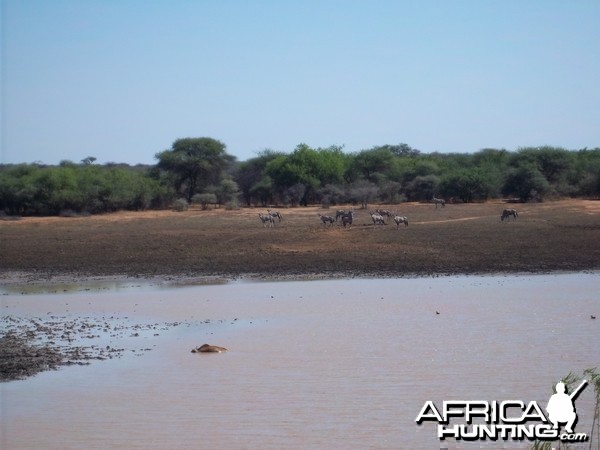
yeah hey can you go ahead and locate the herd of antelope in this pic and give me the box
[258,209,283,227]
[258,198,519,228]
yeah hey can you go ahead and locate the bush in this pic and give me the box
[191,193,217,210]
[502,165,550,202]
[172,198,189,212]
[225,199,240,210]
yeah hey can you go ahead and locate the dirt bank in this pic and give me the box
[1,200,599,282]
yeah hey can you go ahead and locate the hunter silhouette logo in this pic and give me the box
[415,379,589,443]
[546,380,587,434]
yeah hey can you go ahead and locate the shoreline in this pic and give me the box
[0,268,600,299]
[2,267,599,293]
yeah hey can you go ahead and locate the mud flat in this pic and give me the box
[1,200,599,281]
[0,314,199,382]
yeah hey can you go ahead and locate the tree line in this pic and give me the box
[1,137,599,216]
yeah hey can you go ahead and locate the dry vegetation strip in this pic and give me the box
[1,200,599,279]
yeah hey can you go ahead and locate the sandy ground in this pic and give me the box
[1,199,599,283]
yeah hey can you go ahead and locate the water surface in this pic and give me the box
[1,273,599,449]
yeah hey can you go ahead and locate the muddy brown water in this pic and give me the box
[1,273,599,449]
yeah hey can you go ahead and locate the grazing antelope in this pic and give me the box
[394,215,409,228]
[432,196,446,208]
[192,344,228,353]
[371,212,386,225]
[258,213,274,227]
[318,214,335,226]
[267,209,282,222]
[501,208,518,222]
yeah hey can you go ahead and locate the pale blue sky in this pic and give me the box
[2,0,599,165]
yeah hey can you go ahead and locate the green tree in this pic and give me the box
[349,146,395,182]
[217,178,239,205]
[81,156,97,165]
[155,137,235,202]
[348,180,379,209]
[285,183,306,206]
[265,144,347,205]
[236,150,283,205]
[192,192,218,210]
[0,164,38,214]
[264,154,306,202]
[502,165,550,202]
[387,156,441,187]
[471,148,510,197]
[404,175,440,202]
[317,183,345,207]
[386,143,421,158]
[511,146,574,185]
[439,168,493,202]
[379,180,403,204]
[0,163,169,215]
[42,165,81,213]
[508,147,577,197]
[571,148,600,197]
[249,175,274,206]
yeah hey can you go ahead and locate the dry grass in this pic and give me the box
[1,199,599,280]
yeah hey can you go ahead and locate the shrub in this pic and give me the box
[225,199,240,210]
[191,193,217,210]
[172,198,189,212]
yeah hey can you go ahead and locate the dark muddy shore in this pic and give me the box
[0,315,193,382]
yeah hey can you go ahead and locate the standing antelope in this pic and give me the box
[267,209,282,222]
[500,208,518,222]
[432,196,446,208]
[394,215,409,228]
[258,213,274,227]
[340,211,354,227]
[371,212,386,225]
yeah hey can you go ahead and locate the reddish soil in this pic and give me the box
[1,199,599,282]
